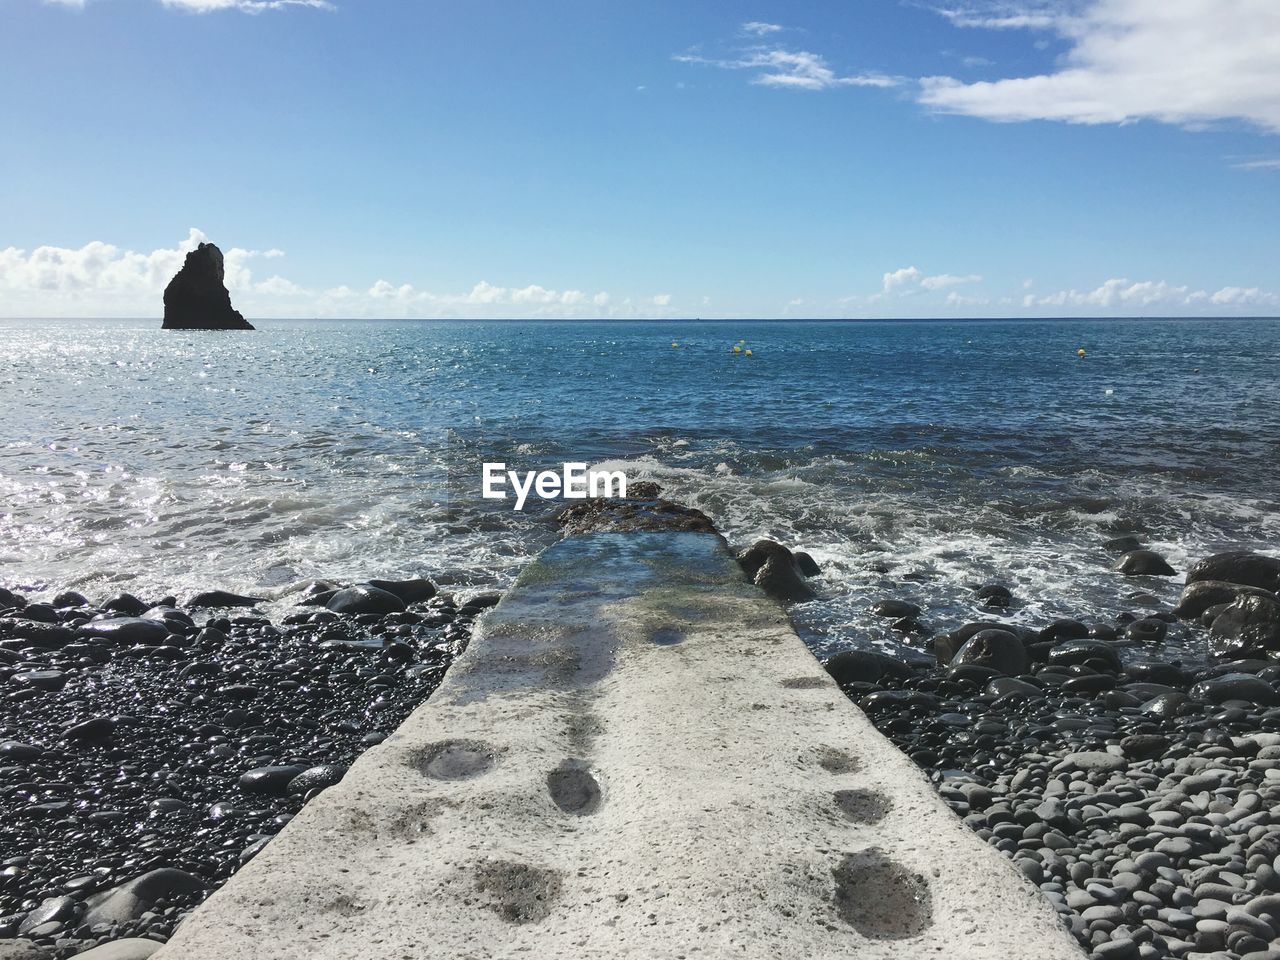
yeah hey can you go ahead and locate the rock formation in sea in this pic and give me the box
[161,242,255,330]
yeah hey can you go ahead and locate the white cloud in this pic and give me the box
[675,42,899,91]
[741,21,784,37]
[921,272,983,290]
[50,0,332,9]
[1232,158,1280,171]
[652,293,672,307]
[1025,277,1280,311]
[882,265,983,294]
[935,2,1070,30]
[882,266,922,292]
[946,291,990,305]
[921,0,1280,132]
[160,0,333,11]
[0,230,635,319]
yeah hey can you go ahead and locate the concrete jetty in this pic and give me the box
[156,503,1084,959]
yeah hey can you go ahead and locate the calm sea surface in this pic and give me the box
[2,318,1278,659]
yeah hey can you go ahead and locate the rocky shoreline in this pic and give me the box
[3,530,1280,960]
[0,580,493,959]
[814,547,1280,960]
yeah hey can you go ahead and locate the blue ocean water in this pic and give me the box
[2,318,1278,660]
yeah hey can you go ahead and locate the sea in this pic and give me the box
[2,317,1278,663]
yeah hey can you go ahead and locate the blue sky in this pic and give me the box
[2,0,1278,318]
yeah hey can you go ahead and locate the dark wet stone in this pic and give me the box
[986,676,1043,698]
[1040,619,1091,643]
[366,578,438,605]
[288,764,348,795]
[8,622,76,648]
[1104,536,1143,554]
[1174,579,1278,619]
[52,590,88,608]
[1116,549,1176,576]
[753,552,816,603]
[951,628,1027,676]
[76,617,170,645]
[18,895,79,936]
[10,670,67,692]
[187,590,266,608]
[871,599,920,619]
[1141,692,1190,718]
[0,740,44,762]
[555,497,718,536]
[1061,673,1115,695]
[63,716,116,743]
[83,868,207,927]
[1208,594,1280,659]
[1187,552,1280,593]
[735,540,815,603]
[100,593,148,616]
[824,650,916,686]
[238,765,310,796]
[975,583,1013,608]
[1190,673,1280,706]
[793,551,821,576]
[326,585,407,616]
[1047,639,1122,672]
[1126,617,1169,643]
[624,480,661,499]
[18,603,59,623]
[239,837,271,864]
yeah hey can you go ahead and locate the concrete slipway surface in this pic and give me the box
[157,526,1085,959]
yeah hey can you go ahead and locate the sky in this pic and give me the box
[1,0,1279,320]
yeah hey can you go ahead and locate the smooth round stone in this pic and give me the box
[287,763,348,795]
[1156,837,1195,859]
[18,895,79,935]
[870,599,921,619]
[63,716,116,742]
[149,798,188,816]
[1,742,44,765]
[10,670,67,692]
[1056,751,1126,773]
[326,585,407,617]
[76,617,170,645]
[238,765,309,796]
[1116,550,1177,576]
[1094,939,1138,960]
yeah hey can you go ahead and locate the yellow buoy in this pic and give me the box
[732,345,742,353]
[671,341,679,348]
[1077,348,1087,358]
[744,349,753,356]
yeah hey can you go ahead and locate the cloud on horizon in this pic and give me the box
[2,232,1276,319]
[0,230,664,320]
[921,0,1280,133]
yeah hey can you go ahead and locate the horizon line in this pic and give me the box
[4,315,1280,324]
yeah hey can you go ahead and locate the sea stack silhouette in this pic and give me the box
[162,242,255,330]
